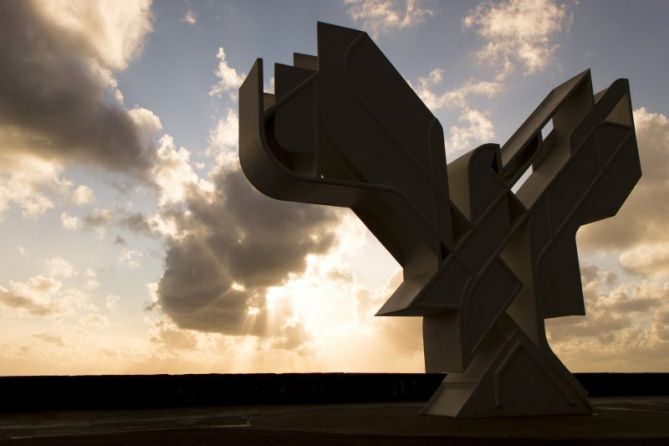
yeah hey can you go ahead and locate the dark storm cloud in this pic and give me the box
[0,2,155,176]
[157,164,340,335]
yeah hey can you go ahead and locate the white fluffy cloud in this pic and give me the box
[414,69,503,111]
[0,153,96,219]
[444,108,495,154]
[209,48,245,99]
[207,109,239,162]
[152,135,213,206]
[71,185,95,206]
[463,0,572,79]
[0,155,59,218]
[413,0,573,155]
[412,67,497,154]
[344,0,434,37]
[38,0,153,70]
[413,72,498,154]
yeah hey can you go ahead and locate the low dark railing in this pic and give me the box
[1,373,667,412]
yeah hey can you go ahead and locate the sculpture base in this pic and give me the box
[3,398,669,445]
[423,324,591,417]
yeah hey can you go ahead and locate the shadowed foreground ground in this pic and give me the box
[2,374,669,445]
[2,398,669,445]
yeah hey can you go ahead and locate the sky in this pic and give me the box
[1,0,669,375]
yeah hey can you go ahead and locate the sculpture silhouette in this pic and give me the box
[238,22,641,417]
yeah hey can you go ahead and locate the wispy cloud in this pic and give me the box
[463,0,573,80]
[414,69,503,111]
[209,48,245,99]
[414,0,574,154]
[181,9,197,25]
[0,259,99,320]
[344,0,434,37]
[413,69,500,153]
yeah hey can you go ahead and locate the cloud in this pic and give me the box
[344,0,434,37]
[39,0,153,70]
[618,243,669,276]
[181,9,197,25]
[119,247,142,267]
[152,135,213,206]
[60,208,113,232]
[156,160,340,336]
[120,213,152,235]
[414,69,503,111]
[0,275,62,317]
[412,70,498,154]
[207,110,239,161]
[44,257,75,279]
[85,268,100,290]
[150,46,343,345]
[0,259,114,350]
[547,263,669,371]
[0,1,157,177]
[60,213,81,231]
[412,0,573,156]
[444,108,495,154]
[578,109,669,274]
[547,108,669,368]
[0,290,55,316]
[83,208,113,228]
[80,313,110,328]
[463,0,573,79]
[209,48,245,99]
[0,155,58,218]
[119,212,162,237]
[0,152,99,220]
[151,320,198,350]
[33,333,66,347]
[264,250,423,370]
[71,185,95,205]
[105,294,120,309]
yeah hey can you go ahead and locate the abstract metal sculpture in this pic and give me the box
[238,23,641,417]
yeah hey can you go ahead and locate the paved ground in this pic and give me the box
[2,397,669,445]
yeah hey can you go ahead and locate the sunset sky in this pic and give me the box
[1,0,669,375]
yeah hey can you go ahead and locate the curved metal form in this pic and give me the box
[239,22,641,417]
